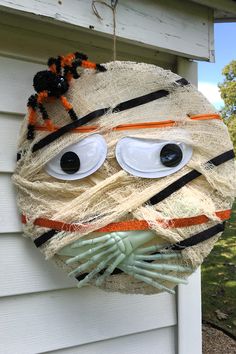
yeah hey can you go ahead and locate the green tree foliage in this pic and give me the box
[218,60,236,150]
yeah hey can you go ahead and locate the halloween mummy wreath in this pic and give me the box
[13,52,236,295]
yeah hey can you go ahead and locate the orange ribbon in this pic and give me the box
[22,209,231,233]
[34,113,222,133]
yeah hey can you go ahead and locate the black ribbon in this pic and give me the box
[169,222,225,250]
[34,229,58,248]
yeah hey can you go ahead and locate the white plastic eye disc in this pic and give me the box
[46,134,107,180]
[115,137,192,178]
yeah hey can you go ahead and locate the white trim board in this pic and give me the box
[0,10,176,67]
[176,57,202,354]
[177,268,202,354]
[0,0,214,60]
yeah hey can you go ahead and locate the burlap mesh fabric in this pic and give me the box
[13,61,236,294]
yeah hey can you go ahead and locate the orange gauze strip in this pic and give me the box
[21,209,231,233]
[34,113,222,133]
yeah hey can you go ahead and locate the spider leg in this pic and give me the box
[36,91,55,130]
[38,102,49,122]
[48,56,62,74]
[27,95,38,140]
[60,96,78,121]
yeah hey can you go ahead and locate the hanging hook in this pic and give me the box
[92,0,118,61]
[111,0,118,8]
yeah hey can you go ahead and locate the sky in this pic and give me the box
[198,22,236,109]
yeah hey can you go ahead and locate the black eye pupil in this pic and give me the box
[60,151,80,174]
[160,144,183,167]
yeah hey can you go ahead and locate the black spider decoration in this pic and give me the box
[27,51,106,140]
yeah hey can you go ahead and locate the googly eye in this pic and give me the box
[45,134,107,180]
[60,151,81,174]
[160,144,183,167]
[115,137,192,178]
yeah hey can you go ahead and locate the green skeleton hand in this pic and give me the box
[58,230,193,294]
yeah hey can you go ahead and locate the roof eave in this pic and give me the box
[189,0,236,22]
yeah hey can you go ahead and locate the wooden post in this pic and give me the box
[177,57,198,87]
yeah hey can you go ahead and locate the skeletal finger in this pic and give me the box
[95,252,126,286]
[68,258,96,277]
[125,265,188,285]
[134,274,176,294]
[135,253,181,261]
[71,234,110,248]
[119,266,175,295]
[134,260,193,273]
[67,238,116,263]
[77,252,118,288]
[136,244,169,254]
[67,243,117,266]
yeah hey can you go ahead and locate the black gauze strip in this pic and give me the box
[150,169,201,205]
[76,267,122,281]
[149,150,235,205]
[34,229,58,247]
[76,273,89,281]
[207,149,235,167]
[113,90,169,112]
[170,222,225,250]
[17,152,22,161]
[175,78,190,86]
